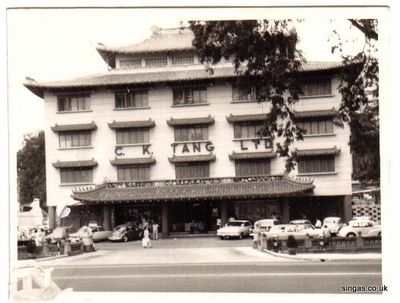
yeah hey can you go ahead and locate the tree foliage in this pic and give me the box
[17,131,47,209]
[189,19,379,182]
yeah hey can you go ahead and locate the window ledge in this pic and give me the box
[113,107,151,111]
[172,140,211,144]
[297,172,337,176]
[233,137,271,142]
[299,94,334,100]
[172,103,209,107]
[231,100,260,104]
[57,110,93,114]
[58,146,94,150]
[115,143,152,147]
[302,133,336,138]
[60,182,95,187]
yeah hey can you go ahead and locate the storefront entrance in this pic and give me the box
[114,204,161,227]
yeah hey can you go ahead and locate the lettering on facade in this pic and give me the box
[114,145,152,156]
[171,141,215,154]
[114,147,125,156]
[240,138,272,151]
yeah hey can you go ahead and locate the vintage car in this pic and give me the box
[217,220,251,239]
[263,224,324,240]
[251,219,280,236]
[322,217,343,235]
[289,220,324,238]
[69,225,112,243]
[108,223,141,242]
[337,218,381,238]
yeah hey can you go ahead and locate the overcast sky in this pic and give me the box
[7,8,368,151]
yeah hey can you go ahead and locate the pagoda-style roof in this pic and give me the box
[293,108,338,119]
[296,147,341,157]
[167,116,215,126]
[24,62,344,98]
[108,119,155,129]
[229,151,276,160]
[168,154,216,163]
[110,157,156,166]
[51,121,97,132]
[71,175,314,203]
[52,159,98,168]
[226,113,269,123]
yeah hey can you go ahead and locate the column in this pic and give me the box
[281,199,289,223]
[343,195,353,222]
[161,203,169,237]
[103,206,111,231]
[110,206,115,229]
[220,200,228,227]
[48,206,56,230]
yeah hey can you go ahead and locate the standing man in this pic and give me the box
[152,221,159,240]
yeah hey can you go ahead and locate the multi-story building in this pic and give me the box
[25,27,352,235]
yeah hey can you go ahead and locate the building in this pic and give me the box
[24,27,352,235]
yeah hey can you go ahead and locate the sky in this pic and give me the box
[7,7,370,152]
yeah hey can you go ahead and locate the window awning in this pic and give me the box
[229,151,276,160]
[168,154,216,163]
[296,147,341,157]
[110,157,156,166]
[52,159,98,168]
[226,114,269,123]
[51,121,97,132]
[108,119,155,129]
[167,116,214,126]
[293,108,337,119]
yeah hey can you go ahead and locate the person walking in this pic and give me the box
[142,227,152,248]
[152,222,159,240]
[34,229,44,255]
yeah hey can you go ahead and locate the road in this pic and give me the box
[50,261,382,293]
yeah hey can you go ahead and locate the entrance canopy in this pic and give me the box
[71,175,314,204]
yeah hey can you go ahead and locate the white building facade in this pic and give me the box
[25,28,352,235]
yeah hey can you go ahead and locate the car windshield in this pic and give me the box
[114,226,126,232]
[227,222,245,227]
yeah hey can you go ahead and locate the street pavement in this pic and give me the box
[31,237,382,294]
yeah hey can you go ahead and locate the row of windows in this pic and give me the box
[57,119,334,148]
[119,55,195,69]
[57,79,332,112]
[59,156,335,184]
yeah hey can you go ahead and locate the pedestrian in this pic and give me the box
[253,230,259,249]
[152,222,159,240]
[315,218,322,228]
[322,225,331,243]
[142,227,152,248]
[34,229,43,255]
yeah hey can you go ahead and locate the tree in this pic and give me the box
[17,131,47,210]
[189,19,379,181]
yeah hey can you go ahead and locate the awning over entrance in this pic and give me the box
[71,175,314,204]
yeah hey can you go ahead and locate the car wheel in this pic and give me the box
[346,233,356,238]
[122,235,128,242]
[239,233,243,240]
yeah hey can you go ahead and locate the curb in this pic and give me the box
[35,250,98,262]
[261,248,381,262]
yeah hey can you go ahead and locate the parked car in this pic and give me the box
[289,220,324,238]
[108,223,141,242]
[46,226,69,243]
[322,217,343,235]
[263,224,324,240]
[251,219,280,236]
[69,225,112,243]
[217,220,251,239]
[289,219,312,225]
[337,218,381,238]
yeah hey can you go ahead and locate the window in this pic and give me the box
[60,167,93,184]
[145,57,167,67]
[117,165,150,181]
[232,84,265,102]
[114,90,148,108]
[235,159,271,176]
[59,131,92,148]
[175,162,210,179]
[116,128,150,145]
[57,95,90,112]
[233,123,265,139]
[298,156,335,174]
[171,55,194,65]
[120,59,142,69]
[174,125,209,142]
[300,78,332,97]
[173,87,207,105]
[297,119,333,135]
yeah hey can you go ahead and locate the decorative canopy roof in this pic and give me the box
[226,113,269,123]
[52,159,98,168]
[229,151,276,160]
[167,116,214,126]
[24,61,344,98]
[293,108,338,119]
[296,147,341,157]
[110,157,156,166]
[71,175,314,203]
[168,154,216,163]
[108,119,155,129]
[51,121,97,132]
